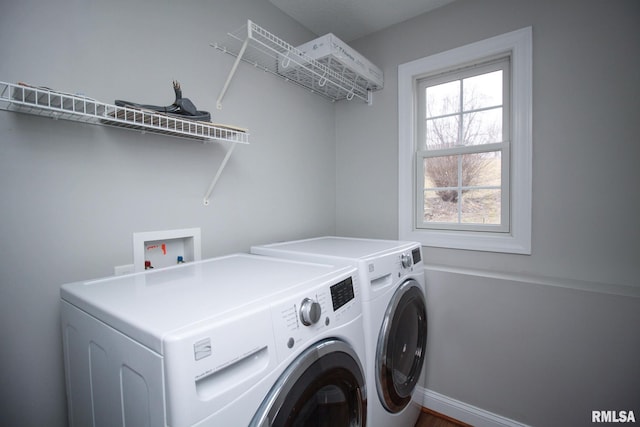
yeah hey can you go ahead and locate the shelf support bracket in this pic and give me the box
[203,142,237,206]
[215,29,251,110]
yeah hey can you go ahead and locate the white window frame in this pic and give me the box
[399,27,532,254]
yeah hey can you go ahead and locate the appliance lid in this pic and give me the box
[253,236,418,260]
[60,253,356,353]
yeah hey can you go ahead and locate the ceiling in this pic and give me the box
[269,0,456,42]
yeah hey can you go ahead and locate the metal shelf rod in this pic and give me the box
[203,143,237,206]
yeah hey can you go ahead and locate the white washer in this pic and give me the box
[61,253,367,427]
[252,236,428,427]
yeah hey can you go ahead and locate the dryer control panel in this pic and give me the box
[271,271,361,362]
[399,246,423,270]
[395,246,424,280]
[364,244,424,300]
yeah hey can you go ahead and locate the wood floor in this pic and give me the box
[415,408,473,427]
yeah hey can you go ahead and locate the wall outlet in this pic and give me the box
[114,264,135,276]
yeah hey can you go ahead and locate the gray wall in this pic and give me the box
[2,0,639,426]
[0,1,336,425]
[336,0,640,425]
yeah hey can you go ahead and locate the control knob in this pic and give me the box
[401,253,413,268]
[299,298,321,326]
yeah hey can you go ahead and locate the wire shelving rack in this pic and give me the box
[0,81,249,144]
[212,20,383,107]
[0,81,250,205]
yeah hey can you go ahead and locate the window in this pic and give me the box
[398,27,532,254]
[418,59,509,231]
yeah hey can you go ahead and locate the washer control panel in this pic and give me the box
[401,253,413,269]
[272,272,361,361]
[330,277,356,311]
[299,298,322,326]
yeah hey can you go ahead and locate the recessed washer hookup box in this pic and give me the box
[280,33,384,91]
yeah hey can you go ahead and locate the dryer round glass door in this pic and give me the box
[376,279,428,413]
[250,339,367,427]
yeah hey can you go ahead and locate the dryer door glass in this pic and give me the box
[376,279,428,413]
[250,339,367,427]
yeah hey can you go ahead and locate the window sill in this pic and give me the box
[400,227,531,254]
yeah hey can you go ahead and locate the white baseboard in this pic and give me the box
[418,387,530,427]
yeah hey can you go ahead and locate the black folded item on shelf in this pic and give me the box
[115,81,211,122]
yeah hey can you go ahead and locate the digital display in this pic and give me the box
[330,277,355,311]
[412,247,422,264]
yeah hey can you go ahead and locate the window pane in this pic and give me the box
[460,151,501,187]
[424,155,458,189]
[426,116,459,148]
[462,107,502,145]
[424,190,459,223]
[461,189,501,224]
[463,70,502,110]
[426,80,459,118]
[423,162,436,188]
[423,151,502,225]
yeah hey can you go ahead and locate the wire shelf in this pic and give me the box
[0,81,249,144]
[212,20,382,105]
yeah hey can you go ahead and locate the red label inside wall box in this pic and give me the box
[146,243,167,255]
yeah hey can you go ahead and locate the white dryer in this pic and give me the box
[61,253,367,426]
[252,236,428,427]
